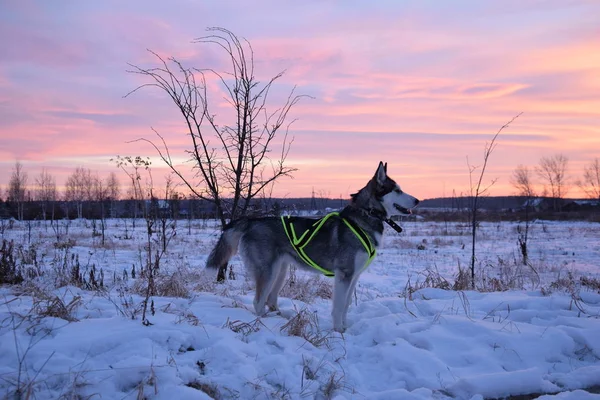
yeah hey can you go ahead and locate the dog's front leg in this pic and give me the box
[341,274,361,329]
[332,272,352,333]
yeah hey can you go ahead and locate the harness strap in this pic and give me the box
[281,212,376,277]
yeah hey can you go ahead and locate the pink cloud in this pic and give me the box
[1,1,599,200]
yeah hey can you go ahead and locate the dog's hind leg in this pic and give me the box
[253,266,278,317]
[266,263,289,312]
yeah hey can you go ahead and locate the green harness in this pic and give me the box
[281,212,376,277]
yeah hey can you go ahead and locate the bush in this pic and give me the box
[0,240,23,285]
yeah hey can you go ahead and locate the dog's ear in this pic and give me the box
[384,162,388,172]
[375,161,387,185]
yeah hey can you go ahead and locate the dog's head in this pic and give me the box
[372,161,419,217]
[351,161,420,218]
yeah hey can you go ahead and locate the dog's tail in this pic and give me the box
[205,219,248,273]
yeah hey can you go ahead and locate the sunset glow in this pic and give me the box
[1,1,599,200]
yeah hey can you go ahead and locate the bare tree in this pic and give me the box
[64,167,94,219]
[90,174,108,243]
[577,157,600,201]
[156,174,178,253]
[113,156,165,325]
[511,165,536,200]
[105,171,121,200]
[126,28,307,222]
[7,161,28,221]
[510,164,536,265]
[106,171,121,218]
[467,113,521,289]
[126,27,309,281]
[536,154,569,211]
[35,168,57,222]
[113,156,152,227]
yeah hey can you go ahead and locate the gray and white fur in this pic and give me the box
[206,162,419,332]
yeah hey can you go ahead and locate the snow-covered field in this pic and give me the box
[1,217,599,399]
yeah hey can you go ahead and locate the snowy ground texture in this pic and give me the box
[1,217,599,399]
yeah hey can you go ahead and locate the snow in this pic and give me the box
[1,218,599,399]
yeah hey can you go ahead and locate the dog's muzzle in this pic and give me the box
[393,201,419,215]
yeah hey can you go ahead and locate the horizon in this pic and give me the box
[1,1,599,200]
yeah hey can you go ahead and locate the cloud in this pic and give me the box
[0,0,599,199]
[43,110,142,128]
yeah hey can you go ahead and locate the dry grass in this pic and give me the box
[1,285,73,398]
[160,302,205,329]
[279,267,333,304]
[403,257,541,302]
[192,270,218,293]
[186,380,222,399]
[280,307,333,349]
[321,372,351,399]
[223,317,265,339]
[12,285,83,323]
[131,265,217,299]
[580,276,600,293]
[539,271,599,315]
[403,266,454,300]
[1,239,24,285]
[154,270,191,298]
[300,355,354,399]
[32,294,82,323]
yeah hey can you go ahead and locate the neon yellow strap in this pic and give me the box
[281,212,376,277]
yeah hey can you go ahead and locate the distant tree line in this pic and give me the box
[427,154,599,213]
[2,155,598,221]
[511,154,600,212]
[0,161,220,221]
[0,161,342,221]
[2,161,121,221]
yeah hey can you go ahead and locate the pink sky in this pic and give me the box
[1,0,599,200]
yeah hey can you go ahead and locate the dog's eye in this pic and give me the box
[394,188,403,194]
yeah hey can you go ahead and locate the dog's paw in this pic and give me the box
[253,306,267,317]
[264,310,281,317]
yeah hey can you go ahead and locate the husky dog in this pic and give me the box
[206,162,419,332]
